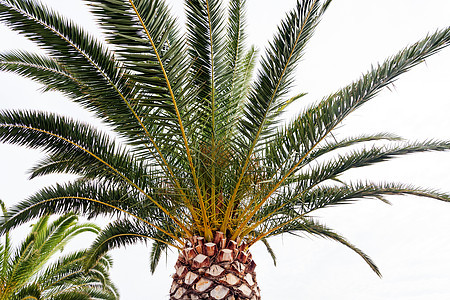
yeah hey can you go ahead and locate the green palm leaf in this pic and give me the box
[223,0,332,232]
[0,208,118,299]
[267,27,450,178]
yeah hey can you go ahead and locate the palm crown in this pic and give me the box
[0,200,118,299]
[0,0,450,295]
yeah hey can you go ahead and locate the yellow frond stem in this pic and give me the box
[16,196,184,246]
[223,0,319,234]
[2,124,192,238]
[128,0,209,238]
[232,118,332,240]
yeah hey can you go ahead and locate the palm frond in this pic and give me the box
[301,181,450,212]
[0,213,117,299]
[0,110,191,234]
[225,0,247,101]
[0,50,82,95]
[0,180,183,246]
[275,217,382,277]
[85,219,177,269]
[0,0,186,177]
[224,0,331,233]
[231,27,450,238]
[266,27,450,180]
[149,240,168,274]
[260,237,277,266]
[248,181,450,244]
[238,0,327,139]
[0,0,132,125]
[307,132,403,160]
[186,0,226,136]
[286,139,450,189]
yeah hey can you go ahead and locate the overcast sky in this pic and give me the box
[1,0,450,299]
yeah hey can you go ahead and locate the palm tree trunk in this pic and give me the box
[170,232,261,300]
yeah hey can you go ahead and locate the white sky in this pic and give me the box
[1,0,450,299]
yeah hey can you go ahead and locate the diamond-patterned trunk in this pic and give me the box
[170,232,261,300]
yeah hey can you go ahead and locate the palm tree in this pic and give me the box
[0,200,118,299]
[0,0,449,298]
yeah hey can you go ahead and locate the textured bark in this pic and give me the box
[170,232,261,300]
